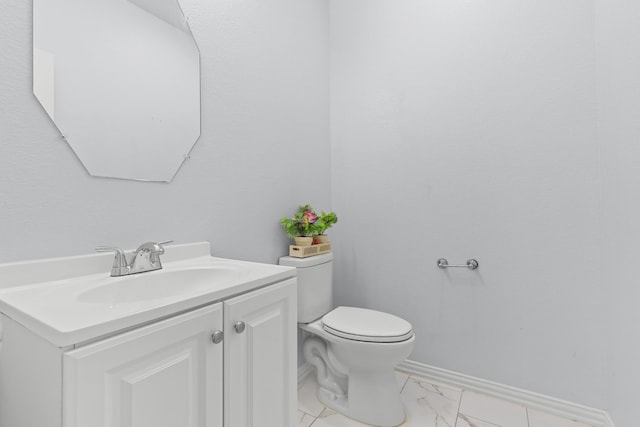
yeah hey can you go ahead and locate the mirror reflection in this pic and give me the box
[33,0,201,182]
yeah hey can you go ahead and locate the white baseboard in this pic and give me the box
[397,360,614,427]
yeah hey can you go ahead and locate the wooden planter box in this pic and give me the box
[289,242,332,258]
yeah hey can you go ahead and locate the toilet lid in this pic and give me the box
[322,306,414,343]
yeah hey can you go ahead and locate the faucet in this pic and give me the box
[95,240,173,277]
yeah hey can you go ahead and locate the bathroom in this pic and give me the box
[0,0,638,426]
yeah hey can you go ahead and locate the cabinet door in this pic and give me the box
[63,303,224,427]
[224,279,297,427]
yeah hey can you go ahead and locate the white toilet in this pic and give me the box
[279,253,415,427]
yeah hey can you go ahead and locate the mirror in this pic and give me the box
[33,0,201,182]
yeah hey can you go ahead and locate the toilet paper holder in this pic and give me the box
[437,258,479,270]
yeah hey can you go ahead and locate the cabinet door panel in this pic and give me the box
[63,304,223,427]
[224,279,297,427]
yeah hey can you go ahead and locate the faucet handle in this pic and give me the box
[135,240,173,255]
[95,246,126,265]
[129,240,173,273]
[149,240,172,261]
[95,246,129,276]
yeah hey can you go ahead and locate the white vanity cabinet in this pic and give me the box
[0,278,297,427]
[224,279,298,427]
[63,303,225,427]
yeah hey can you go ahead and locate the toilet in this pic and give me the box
[279,253,415,427]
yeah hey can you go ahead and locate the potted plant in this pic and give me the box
[280,205,320,246]
[313,211,338,244]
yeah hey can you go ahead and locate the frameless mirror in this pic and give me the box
[33,0,201,182]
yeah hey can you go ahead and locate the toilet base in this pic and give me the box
[316,367,405,427]
[300,315,415,427]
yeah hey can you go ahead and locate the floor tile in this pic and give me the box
[298,374,326,418]
[527,408,595,427]
[396,370,410,390]
[456,413,502,427]
[458,390,528,427]
[298,368,593,427]
[312,408,371,427]
[298,410,316,427]
[401,378,462,426]
[399,371,464,392]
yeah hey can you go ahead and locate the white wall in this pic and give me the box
[0,0,330,264]
[330,0,608,414]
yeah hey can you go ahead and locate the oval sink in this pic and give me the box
[78,266,243,305]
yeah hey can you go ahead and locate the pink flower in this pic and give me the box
[303,210,317,224]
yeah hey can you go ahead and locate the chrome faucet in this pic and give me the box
[96,240,173,277]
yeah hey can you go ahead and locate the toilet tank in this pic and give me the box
[279,253,333,323]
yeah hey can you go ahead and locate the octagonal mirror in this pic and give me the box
[33,0,201,182]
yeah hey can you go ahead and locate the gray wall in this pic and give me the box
[596,1,640,426]
[329,1,637,426]
[0,0,331,264]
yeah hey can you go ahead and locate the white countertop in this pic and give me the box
[0,242,295,347]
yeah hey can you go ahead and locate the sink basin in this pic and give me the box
[78,266,243,305]
[0,242,297,347]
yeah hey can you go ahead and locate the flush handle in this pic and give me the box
[211,330,224,344]
[234,321,246,334]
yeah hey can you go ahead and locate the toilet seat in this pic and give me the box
[322,306,413,343]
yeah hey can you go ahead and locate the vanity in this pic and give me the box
[0,242,297,427]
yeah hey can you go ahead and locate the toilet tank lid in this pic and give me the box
[279,252,333,268]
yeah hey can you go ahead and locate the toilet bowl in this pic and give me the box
[301,307,415,426]
[279,253,415,427]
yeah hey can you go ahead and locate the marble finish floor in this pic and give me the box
[298,370,595,427]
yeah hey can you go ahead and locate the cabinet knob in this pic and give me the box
[211,330,224,344]
[234,321,246,334]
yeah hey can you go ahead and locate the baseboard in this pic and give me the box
[397,360,614,427]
